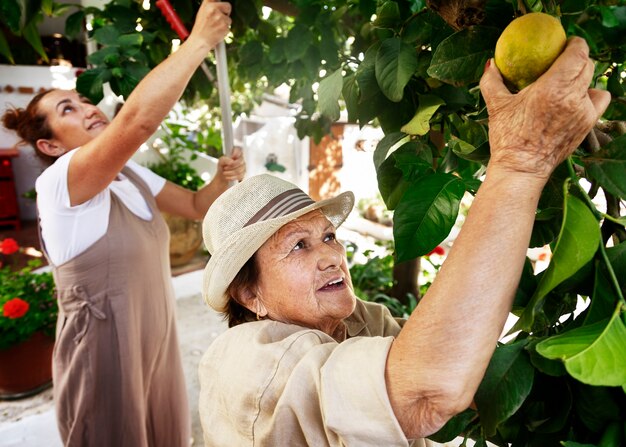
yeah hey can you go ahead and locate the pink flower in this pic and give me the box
[3,298,30,319]
[0,238,19,255]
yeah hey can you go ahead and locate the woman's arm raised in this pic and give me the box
[384,37,611,439]
[68,0,231,205]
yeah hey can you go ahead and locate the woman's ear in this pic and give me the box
[233,286,267,318]
[36,139,65,157]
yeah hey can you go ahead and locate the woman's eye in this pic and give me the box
[62,105,74,114]
[324,233,336,242]
[293,241,305,251]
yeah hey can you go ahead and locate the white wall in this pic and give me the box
[0,65,83,220]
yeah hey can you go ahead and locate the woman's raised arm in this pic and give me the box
[68,0,231,205]
[384,37,611,439]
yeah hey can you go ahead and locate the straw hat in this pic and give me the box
[202,174,355,312]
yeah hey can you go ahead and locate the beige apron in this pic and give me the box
[44,167,190,446]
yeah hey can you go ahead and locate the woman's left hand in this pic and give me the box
[216,147,246,183]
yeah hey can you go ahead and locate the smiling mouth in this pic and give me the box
[88,120,107,130]
[319,278,345,291]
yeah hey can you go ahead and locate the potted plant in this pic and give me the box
[146,115,221,267]
[0,237,57,399]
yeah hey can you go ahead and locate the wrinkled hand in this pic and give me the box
[216,147,246,183]
[189,0,231,49]
[480,37,610,181]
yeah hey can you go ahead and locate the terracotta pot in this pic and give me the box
[0,331,54,400]
[162,212,203,267]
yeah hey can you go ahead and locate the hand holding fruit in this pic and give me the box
[480,37,610,182]
[495,13,566,91]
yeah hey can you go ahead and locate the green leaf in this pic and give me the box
[606,242,626,296]
[393,173,465,261]
[76,69,107,105]
[22,21,48,63]
[376,144,414,210]
[356,43,385,122]
[50,3,73,17]
[573,382,621,432]
[342,73,359,124]
[318,68,343,121]
[268,37,286,64]
[583,135,626,200]
[585,266,618,325]
[474,340,535,437]
[537,306,626,387]
[0,0,21,33]
[599,6,619,27]
[561,442,597,447]
[511,194,600,334]
[94,26,120,46]
[285,24,312,63]
[239,40,264,67]
[428,408,476,443]
[523,374,572,434]
[373,1,400,29]
[65,10,85,38]
[400,94,445,136]
[375,37,419,102]
[373,131,409,171]
[0,30,14,64]
[527,338,566,377]
[41,0,53,16]
[394,142,434,181]
[427,26,500,86]
[87,46,120,66]
[117,33,143,50]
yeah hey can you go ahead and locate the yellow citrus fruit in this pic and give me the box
[494,12,567,91]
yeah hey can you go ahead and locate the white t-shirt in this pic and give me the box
[36,149,167,266]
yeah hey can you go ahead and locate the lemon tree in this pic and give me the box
[4,0,625,445]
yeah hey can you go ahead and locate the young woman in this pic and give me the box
[1,1,243,445]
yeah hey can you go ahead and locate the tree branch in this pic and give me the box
[426,0,487,30]
[262,0,299,16]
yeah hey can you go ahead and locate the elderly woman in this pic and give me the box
[198,37,609,447]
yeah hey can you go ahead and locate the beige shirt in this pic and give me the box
[198,299,433,447]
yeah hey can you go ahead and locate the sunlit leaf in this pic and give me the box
[511,194,600,333]
[318,68,343,121]
[400,94,445,136]
[536,306,626,387]
[342,73,359,124]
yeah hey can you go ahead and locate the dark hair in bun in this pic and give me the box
[1,89,57,164]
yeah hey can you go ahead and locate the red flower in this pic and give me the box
[427,246,445,256]
[3,298,30,319]
[0,238,19,255]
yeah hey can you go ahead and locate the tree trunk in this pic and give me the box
[391,258,421,305]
